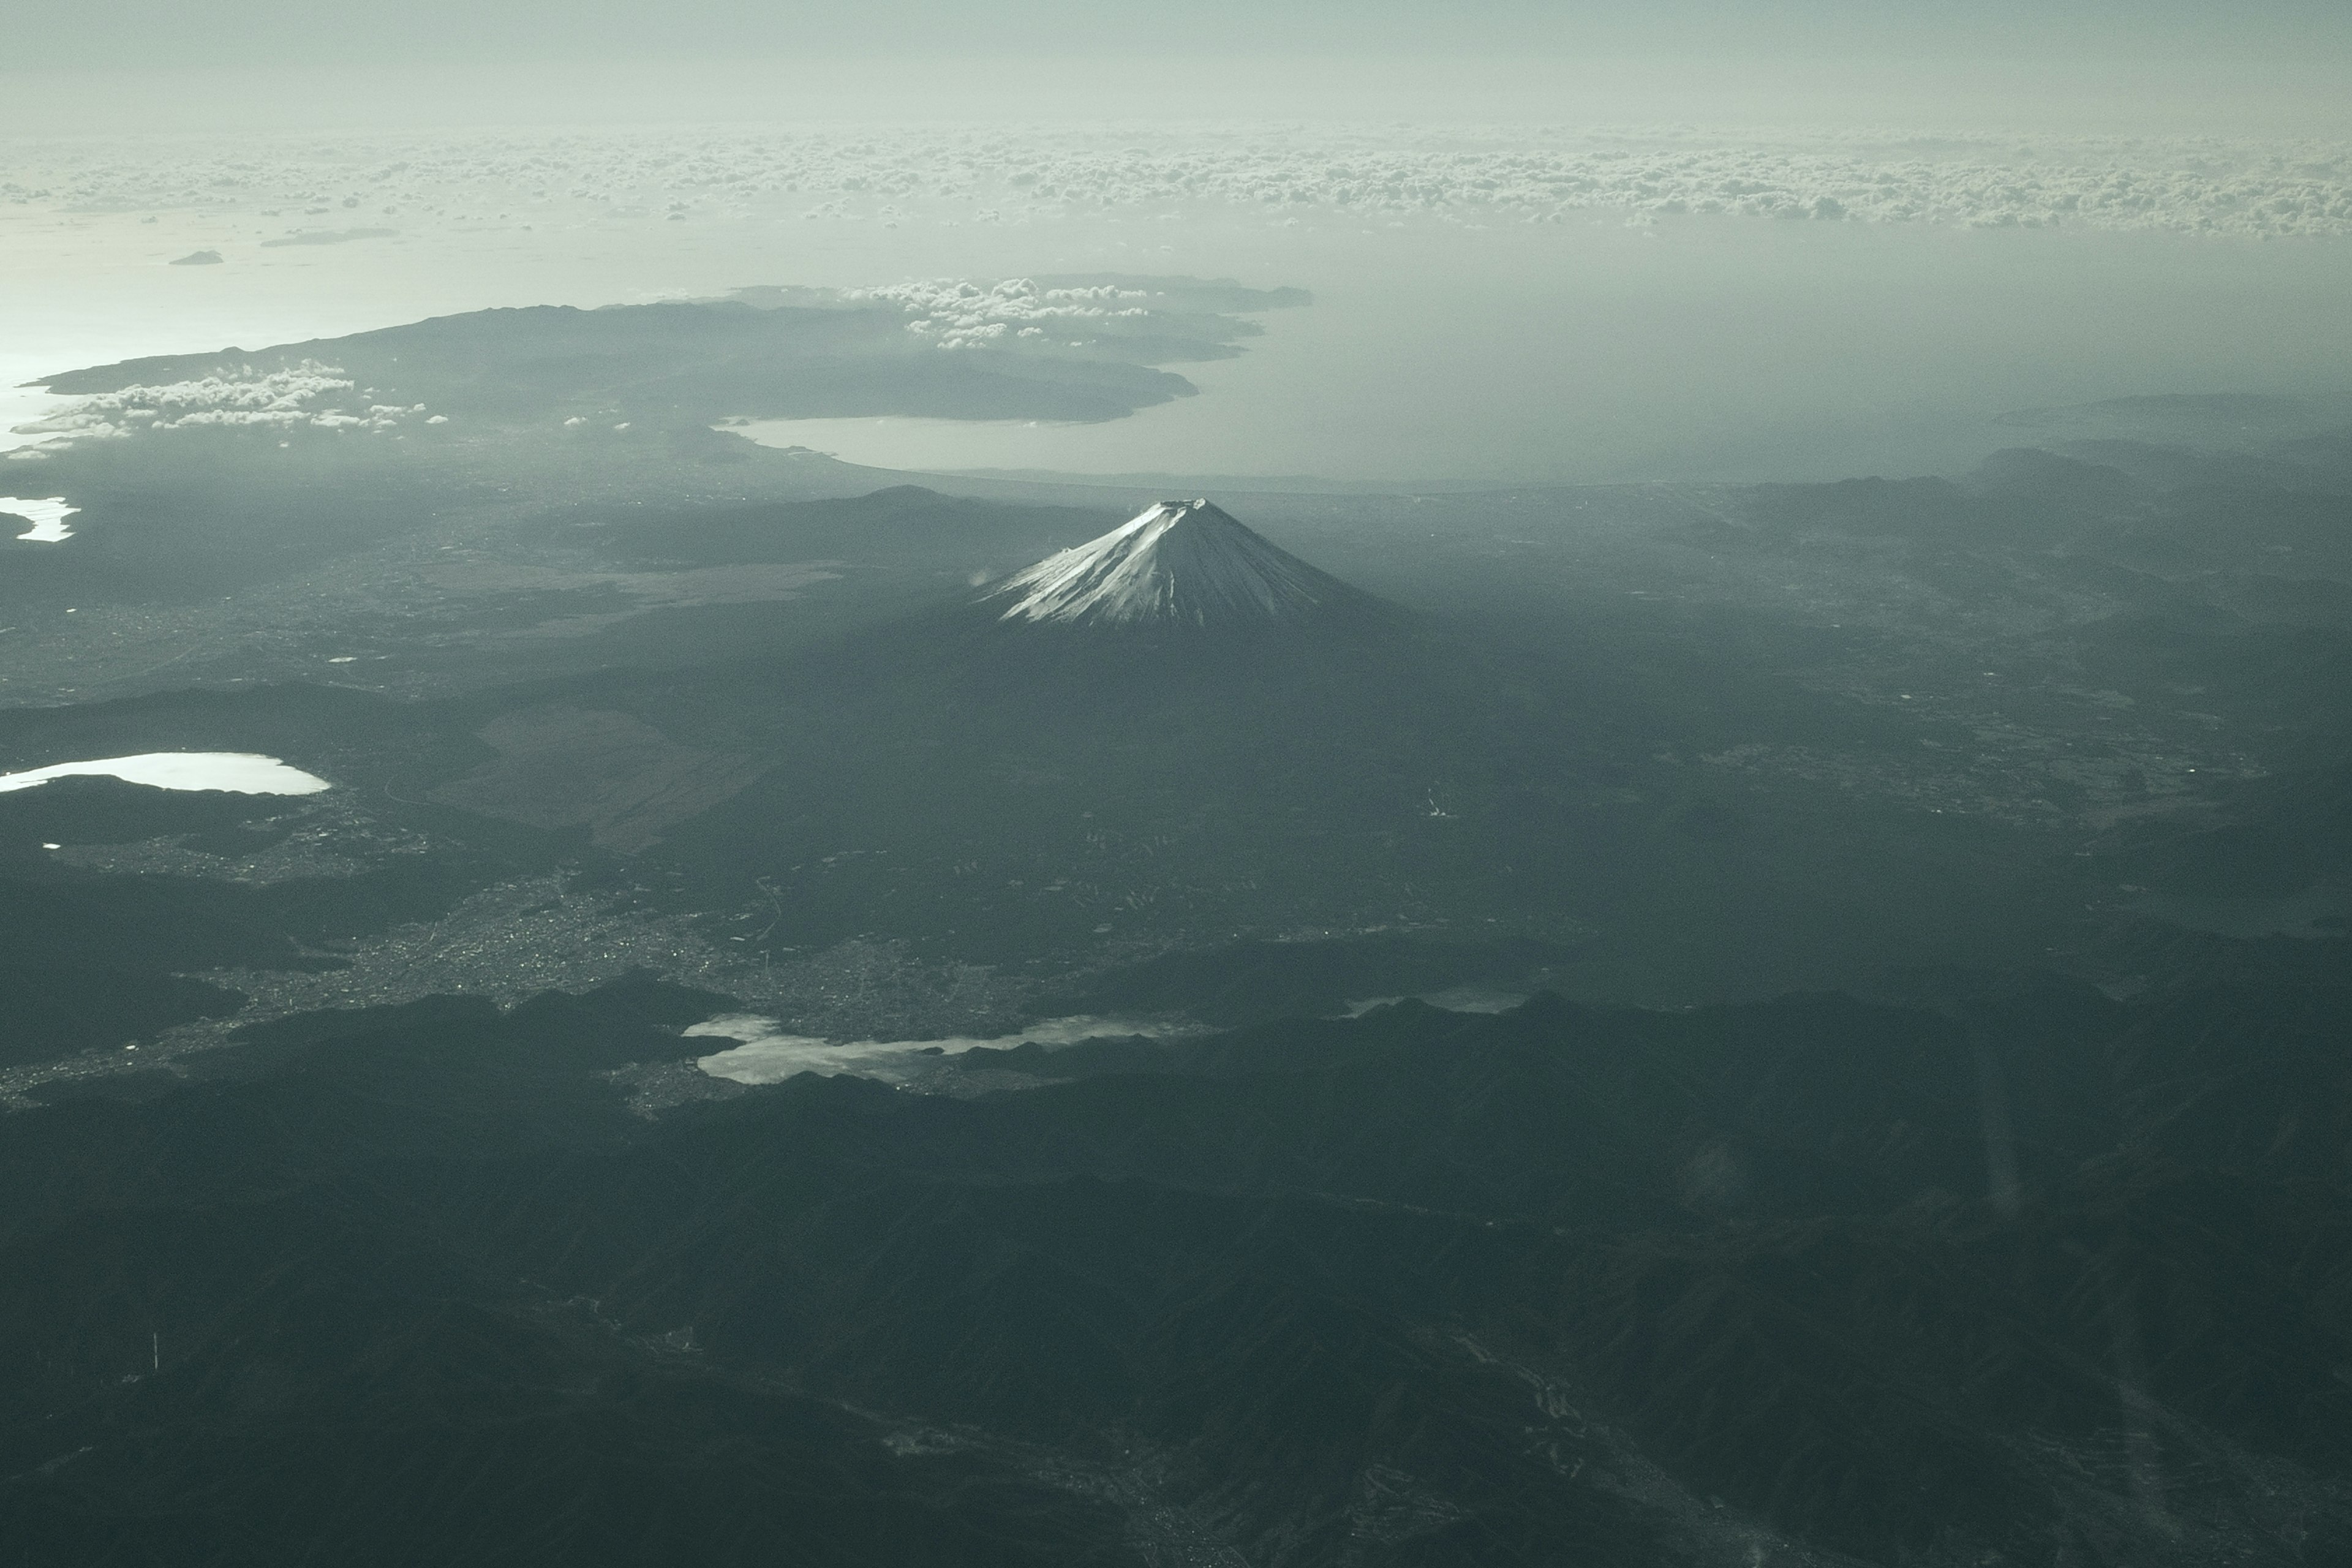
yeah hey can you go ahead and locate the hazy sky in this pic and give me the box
[5,1,2343,140]
[9,0,2350,69]
[6,0,2346,488]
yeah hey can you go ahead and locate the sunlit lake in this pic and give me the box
[690,1012,1186,1085]
[0,752,331,794]
[0,496,78,542]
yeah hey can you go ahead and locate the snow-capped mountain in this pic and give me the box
[985,499,1373,628]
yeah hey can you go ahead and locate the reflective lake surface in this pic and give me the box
[0,496,77,542]
[691,1012,1189,1086]
[0,752,331,794]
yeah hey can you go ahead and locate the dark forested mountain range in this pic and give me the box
[4,304,2350,1565]
[4,969,2348,1566]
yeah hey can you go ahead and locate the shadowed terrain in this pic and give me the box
[4,968,2349,1565]
[4,297,2351,1565]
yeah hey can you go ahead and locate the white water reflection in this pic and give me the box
[0,752,331,794]
[692,1012,1187,1087]
[0,386,76,456]
[0,497,77,543]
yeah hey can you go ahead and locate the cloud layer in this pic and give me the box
[849,278,1152,350]
[8,124,2350,239]
[15,362,429,440]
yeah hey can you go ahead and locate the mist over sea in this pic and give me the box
[10,121,2351,486]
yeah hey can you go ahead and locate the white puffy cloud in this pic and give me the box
[15,363,429,442]
[835,276,1152,350]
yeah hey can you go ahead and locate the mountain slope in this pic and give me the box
[984,499,1384,628]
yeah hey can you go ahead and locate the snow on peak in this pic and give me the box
[987,499,1359,628]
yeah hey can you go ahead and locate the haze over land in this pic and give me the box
[9,16,2352,488]
[4,7,2351,1565]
